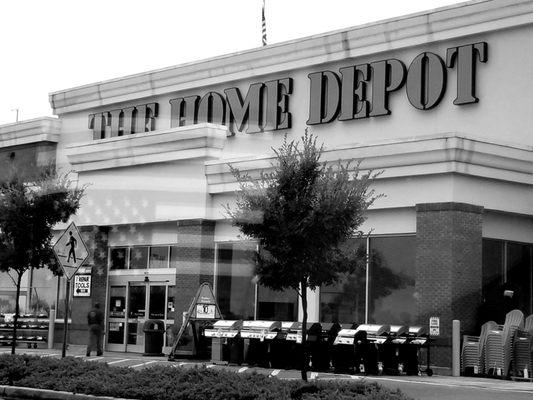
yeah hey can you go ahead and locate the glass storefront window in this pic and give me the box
[257,286,298,321]
[128,285,146,318]
[28,268,56,315]
[149,247,169,269]
[130,247,149,269]
[481,239,533,324]
[109,286,126,318]
[108,322,125,344]
[110,248,128,270]
[216,242,255,320]
[481,239,504,324]
[56,276,71,319]
[167,286,176,320]
[169,246,180,269]
[320,238,366,324]
[149,285,166,319]
[506,242,533,314]
[321,271,366,324]
[368,236,416,325]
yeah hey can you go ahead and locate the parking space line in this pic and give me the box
[130,360,158,368]
[41,353,60,357]
[74,355,85,358]
[177,362,193,367]
[107,359,130,365]
[206,364,217,369]
[238,367,248,373]
[86,357,104,362]
[270,369,281,377]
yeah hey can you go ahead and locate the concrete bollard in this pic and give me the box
[48,308,55,349]
[452,319,460,377]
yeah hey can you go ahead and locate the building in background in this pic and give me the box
[0,118,60,316]
[1,0,532,371]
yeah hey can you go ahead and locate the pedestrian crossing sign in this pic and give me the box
[53,222,89,280]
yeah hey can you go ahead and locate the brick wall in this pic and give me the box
[415,202,483,369]
[173,220,215,326]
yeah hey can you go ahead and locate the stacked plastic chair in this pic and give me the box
[484,309,524,377]
[461,320,497,375]
[513,314,533,378]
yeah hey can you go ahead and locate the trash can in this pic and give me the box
[143,319,165,356]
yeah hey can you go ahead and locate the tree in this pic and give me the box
[227,130,380,380]
[0,165,84,354]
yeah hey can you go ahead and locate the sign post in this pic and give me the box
[52,222,89,358]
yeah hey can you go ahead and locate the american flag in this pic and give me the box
[262,0,267,46]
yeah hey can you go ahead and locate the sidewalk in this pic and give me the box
[2,345,533,396]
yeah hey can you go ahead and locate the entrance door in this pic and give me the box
[106,282,174,353]
[107,285,127,352]
[125,283,147,353]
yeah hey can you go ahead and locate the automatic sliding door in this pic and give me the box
[126,283,146,353]
[107,286,126,352]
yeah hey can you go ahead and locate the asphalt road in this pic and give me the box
[2,348,533,400]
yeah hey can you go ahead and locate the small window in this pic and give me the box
[130,246,149,269]
[170,246,180,269]
[110,248,128,270]
[149,246,169,268]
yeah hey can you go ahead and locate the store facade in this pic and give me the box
[1,0,532,370]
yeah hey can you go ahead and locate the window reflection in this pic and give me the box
[216,242,255,320]
[257,286,297,321]
[110,248,128,270]
[506,242,532,315]
[149,285,166,319]
[109,286,126,318]
[481,239,533,324]
[167,286,176,320]
[369,236,416,325]
[130,247,148,269]
[128,285,146,318]
[320,238,366,324]
[319,236,416,326]
[149,247,169,269]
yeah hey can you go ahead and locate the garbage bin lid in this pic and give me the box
[143,319,165,330]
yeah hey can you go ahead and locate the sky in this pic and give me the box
[0,0,464,125]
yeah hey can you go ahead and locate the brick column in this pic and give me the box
[173,219,215,326]
[415,202,483,369]
[64,226,109,345]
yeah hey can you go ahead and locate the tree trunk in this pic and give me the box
[11,271,22,355]
[300,279,308,381]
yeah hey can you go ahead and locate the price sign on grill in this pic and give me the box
[429,316,440,336]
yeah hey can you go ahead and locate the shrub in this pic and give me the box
[0,355,412,400]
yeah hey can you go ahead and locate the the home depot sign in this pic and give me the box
[89,42,487,138]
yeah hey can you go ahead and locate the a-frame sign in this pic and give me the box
[168,283,222,360]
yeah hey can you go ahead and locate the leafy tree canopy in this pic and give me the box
[227,131,380,293]
[0,164,84,278]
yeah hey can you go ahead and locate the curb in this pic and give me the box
[0,385,133,400]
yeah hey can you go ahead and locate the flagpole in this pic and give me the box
[262,0,267,46]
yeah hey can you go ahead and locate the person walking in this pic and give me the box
[86,302,104,356]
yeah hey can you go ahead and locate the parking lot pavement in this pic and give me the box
[2,347,533,399]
